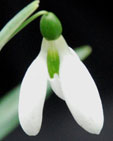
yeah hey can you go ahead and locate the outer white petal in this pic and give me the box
[60,47,104,134]
[19,54,48,136]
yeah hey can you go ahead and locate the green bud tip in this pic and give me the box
[40,12,62,40]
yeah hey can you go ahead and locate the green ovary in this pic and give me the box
[47,47,60,78]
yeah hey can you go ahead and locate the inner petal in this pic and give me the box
[49,74,64,100]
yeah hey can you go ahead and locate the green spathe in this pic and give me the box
[0,0,39,50]
[40,12,62,40]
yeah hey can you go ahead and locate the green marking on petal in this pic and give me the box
[47,46,60,78]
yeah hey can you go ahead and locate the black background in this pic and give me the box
[0,0,113,140]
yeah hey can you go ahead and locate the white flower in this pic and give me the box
[18,35,104,136]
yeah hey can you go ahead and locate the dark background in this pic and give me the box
[0,0,113,140]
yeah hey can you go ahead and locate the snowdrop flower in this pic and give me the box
[18,12,104,136]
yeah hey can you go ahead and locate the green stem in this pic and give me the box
[9,10,48,41]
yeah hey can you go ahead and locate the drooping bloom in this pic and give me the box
[18,12,104,136]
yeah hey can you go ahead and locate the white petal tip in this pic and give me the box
[23,129,40,136]
[87,126,103,135]
[81,116,104,135]
[23,129,39,136]
[19,116,41,136]
[88,127,103,135]
[90,121,104,135]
